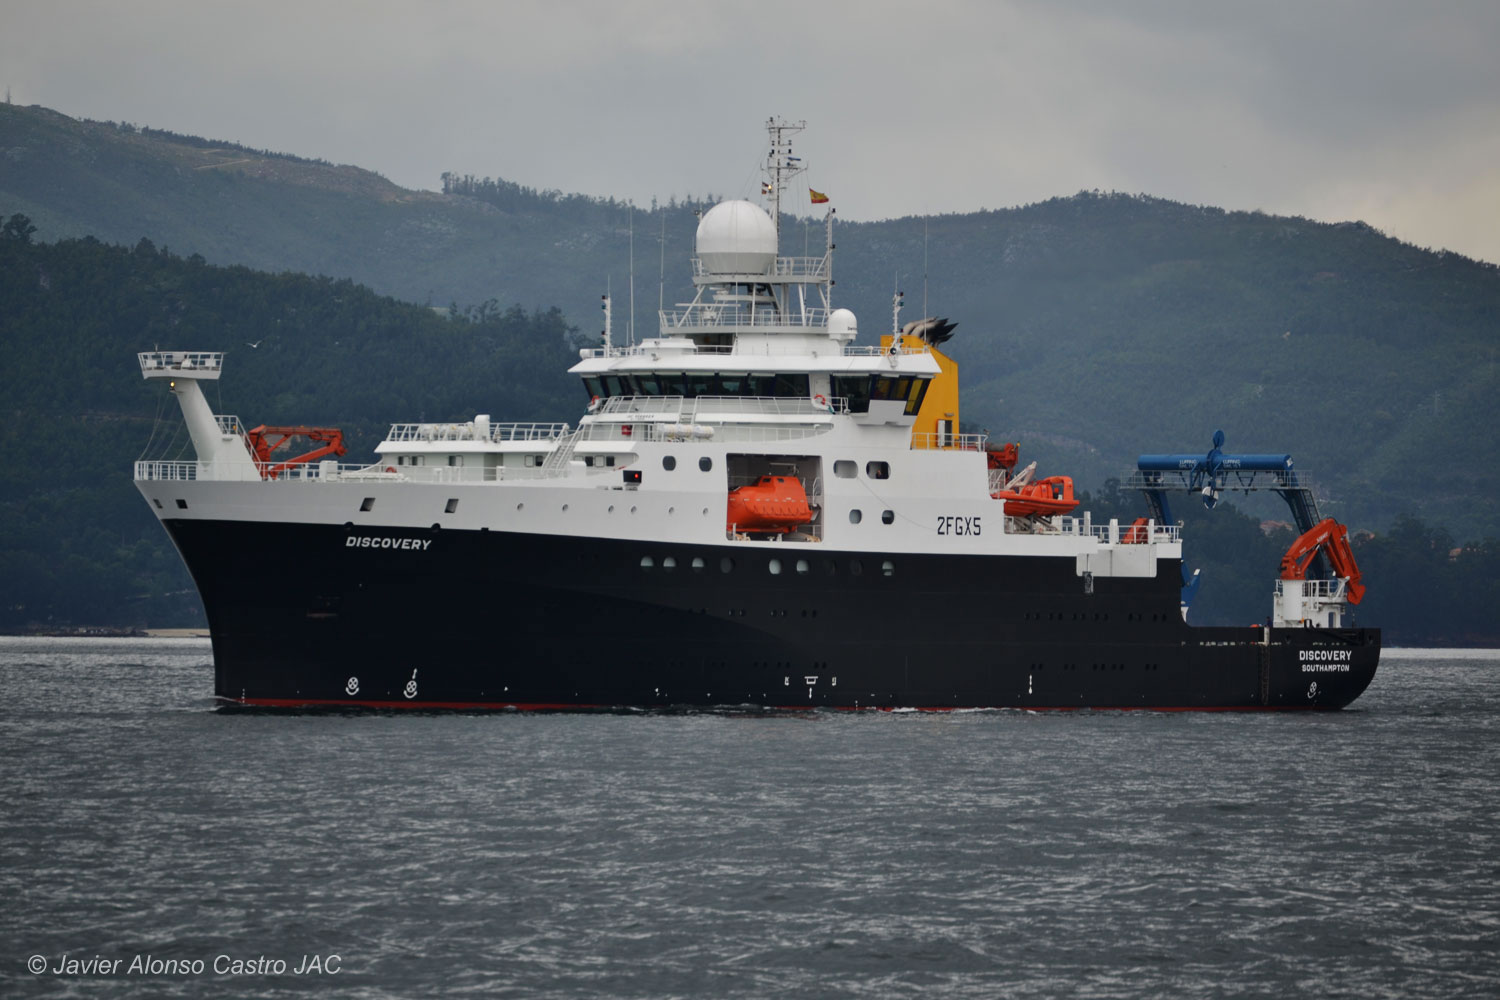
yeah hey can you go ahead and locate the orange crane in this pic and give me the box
[1279,517,1366,604]
[245,426,347,479]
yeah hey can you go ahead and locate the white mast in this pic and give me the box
[762,117,806,249]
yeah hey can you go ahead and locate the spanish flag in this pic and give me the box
[809,188,829,204]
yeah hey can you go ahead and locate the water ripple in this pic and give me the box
[2,640,1498,998]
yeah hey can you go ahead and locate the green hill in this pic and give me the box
[0,222,1493,643]
[3,102,1500,641]
[6,102,1495,537]
[0,230,583,628]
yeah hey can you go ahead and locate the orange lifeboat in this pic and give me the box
[726,475,813,535]
[993,475,1079,517]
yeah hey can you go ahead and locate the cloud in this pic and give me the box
[3,0,1498,261]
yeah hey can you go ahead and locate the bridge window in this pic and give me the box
[582,371,820,401]
[832,375,871,412]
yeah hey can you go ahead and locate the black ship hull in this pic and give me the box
[168,518,1379,711]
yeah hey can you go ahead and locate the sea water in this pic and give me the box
[2,639,1497,998]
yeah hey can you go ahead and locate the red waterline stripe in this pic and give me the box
[226,697,1322,713]
[225,697,610,710]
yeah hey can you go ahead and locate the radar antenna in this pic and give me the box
[762,116,806,247]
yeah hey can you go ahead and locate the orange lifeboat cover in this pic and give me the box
[726,475,813,535]
[994,475,1080,517]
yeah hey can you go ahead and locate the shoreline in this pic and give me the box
[4,627,211,639]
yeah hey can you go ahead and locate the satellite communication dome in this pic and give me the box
[828,308,858,343]
[696,200,777,275]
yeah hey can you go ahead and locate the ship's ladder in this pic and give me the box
[540,425,581,476]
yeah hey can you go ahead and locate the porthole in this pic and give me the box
[881,509,894,524]
[702,507,709,516]
[720,557,735,573]
[152,498,163,510]
[833,460,856,479]
[668,506,675,515]
[359,497,374,512]
[175,498,188,510]
[699,456,712,472]
[561,503,569,512]
[630,506,637,514]
[850,559,864,576]
[663,455,677,471]
[445,498,459,514]
[663,556,677,571]
[607,504,615,513]
[768,559,782,575]
[866,461,890,480]
[849,509,863,524]
[795,559,810,575]
[882,560,895,577]
[691,557,706,572]
[516,502,525,511]
[823,559,838,576]
[640,556,654,570]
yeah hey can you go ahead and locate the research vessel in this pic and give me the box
[134,119,1379,710]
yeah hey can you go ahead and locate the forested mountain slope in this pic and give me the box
[0,230,582,628]
[6,102,1495,534]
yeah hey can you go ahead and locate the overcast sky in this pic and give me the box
[5,0,1499,262]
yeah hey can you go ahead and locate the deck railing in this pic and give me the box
[911,431,989,451]
[384,421,569,444]
[1056,517,1182,543]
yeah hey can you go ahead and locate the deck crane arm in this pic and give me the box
[1279,517,1365,604]
[245,425,348,479]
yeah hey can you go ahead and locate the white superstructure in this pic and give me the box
[135,118,1180,581]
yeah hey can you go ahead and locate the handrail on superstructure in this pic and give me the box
[691,256,830,281]
[911,431,988,451]
[577,342,931,359]
[659,304,832,331]
[138,351,224,377]
[593,395,846,420]
[384,421,569,443]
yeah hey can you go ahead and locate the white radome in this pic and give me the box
[828,307,858,344]
[695,200,777,275]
